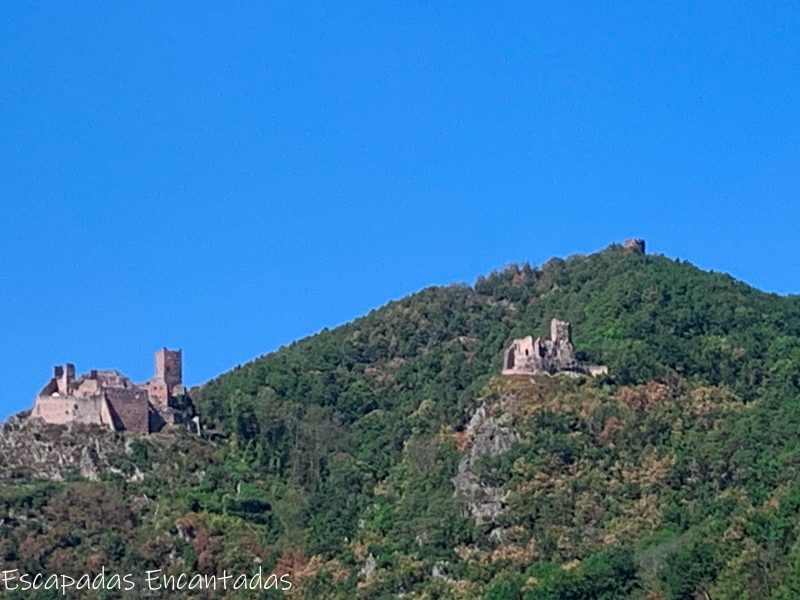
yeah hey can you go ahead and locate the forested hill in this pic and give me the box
[199,241,800,434]
[191,242,800,597]
[5,242,800,599]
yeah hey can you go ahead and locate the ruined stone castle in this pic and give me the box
[30,348,192,435]
[623,238,646,254]
[503,319,607,377]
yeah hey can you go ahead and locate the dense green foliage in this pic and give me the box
[3,243,800,598]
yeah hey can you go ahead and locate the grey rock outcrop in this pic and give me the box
[359,553,376,581]
[453,396,519,524]
[0,415,129,481]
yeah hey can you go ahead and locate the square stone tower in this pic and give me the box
[54,363,75,395]
[148,348,183,407]
[155,348,182,390]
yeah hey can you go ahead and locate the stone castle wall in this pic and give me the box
[32,394,112,428]
[105,388,150,435]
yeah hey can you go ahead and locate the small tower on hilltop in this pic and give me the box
[623,238,646,254]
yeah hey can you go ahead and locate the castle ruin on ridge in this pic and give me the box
[623,238,646,253]
[30,348,192,435]
[503,319,607,377]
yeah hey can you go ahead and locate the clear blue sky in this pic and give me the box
[1,3,799,418]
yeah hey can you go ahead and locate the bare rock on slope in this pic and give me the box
[453,395,519,524]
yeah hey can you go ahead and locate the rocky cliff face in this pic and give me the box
[0,415,140,481]
[453,395,519,524]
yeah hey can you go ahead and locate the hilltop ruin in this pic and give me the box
[503,319,607,377]
[623,238,646,253]
[30,348,195,435]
